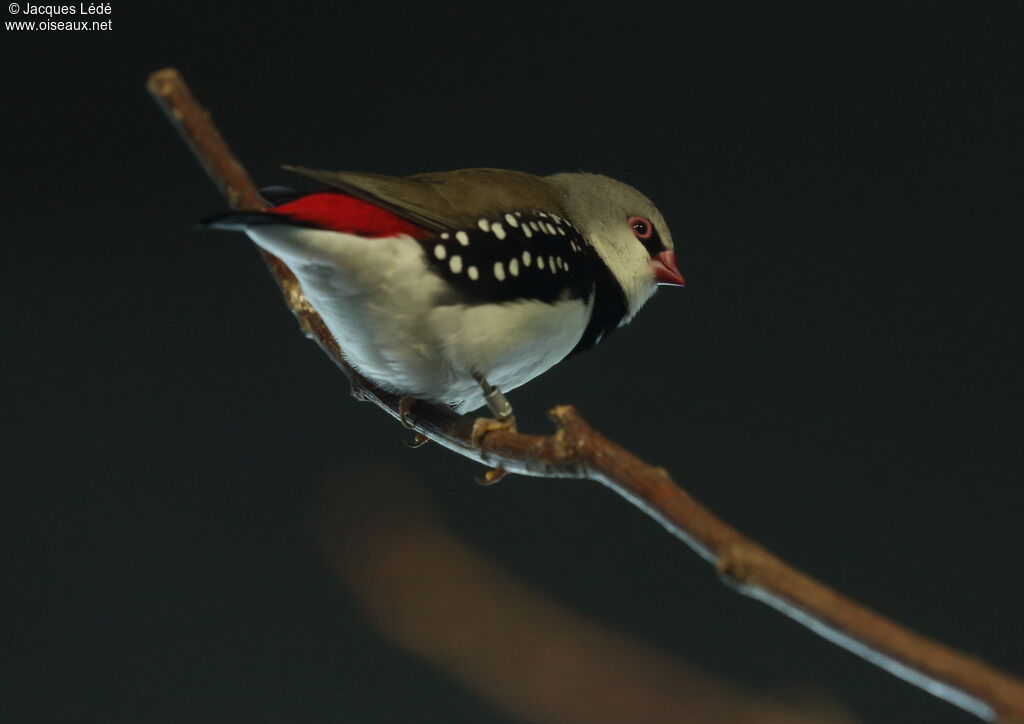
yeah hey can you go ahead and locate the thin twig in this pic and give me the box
[148,67,1024,723]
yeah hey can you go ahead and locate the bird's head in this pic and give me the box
[546,172,684,320]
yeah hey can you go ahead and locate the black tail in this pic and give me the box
[198,211,281,231]
[259,185,305,206]
[199,185,310,230]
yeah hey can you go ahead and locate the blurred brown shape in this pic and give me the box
[317,466,858,724]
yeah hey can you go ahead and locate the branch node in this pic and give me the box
[715,540,764,587]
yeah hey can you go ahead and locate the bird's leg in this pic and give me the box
[470,373,517,441]
[477,374,515,424]
[470,374,516,485]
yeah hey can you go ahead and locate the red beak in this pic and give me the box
[651,250,685,286]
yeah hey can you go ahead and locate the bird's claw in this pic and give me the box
[398,395,418,430]
[404,433,430,448]
[470,416,516,486]
[474,467,508,486]
[398,397,429,447]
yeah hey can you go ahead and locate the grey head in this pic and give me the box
[546,173,680,321]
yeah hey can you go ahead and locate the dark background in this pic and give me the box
[4,3,1022,722]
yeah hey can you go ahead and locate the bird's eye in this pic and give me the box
[629,216,653,240]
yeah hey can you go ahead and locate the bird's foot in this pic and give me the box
[470,415,516,486]
[468,375,516,484]
[470,415,517,448]
[470,373,516,446]
[404,433,430,448]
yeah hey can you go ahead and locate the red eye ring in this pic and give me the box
[628,215,653,240]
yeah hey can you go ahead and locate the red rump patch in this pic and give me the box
[266,191,433,239]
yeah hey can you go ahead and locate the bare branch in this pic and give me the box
[148,67,1024,723]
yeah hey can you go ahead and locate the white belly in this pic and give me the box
[247,225,589,412]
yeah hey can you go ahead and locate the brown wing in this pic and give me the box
[283,165,564,232]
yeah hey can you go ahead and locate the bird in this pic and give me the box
[203,165,684,439]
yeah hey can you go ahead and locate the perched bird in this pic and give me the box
[204,166,684,429]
